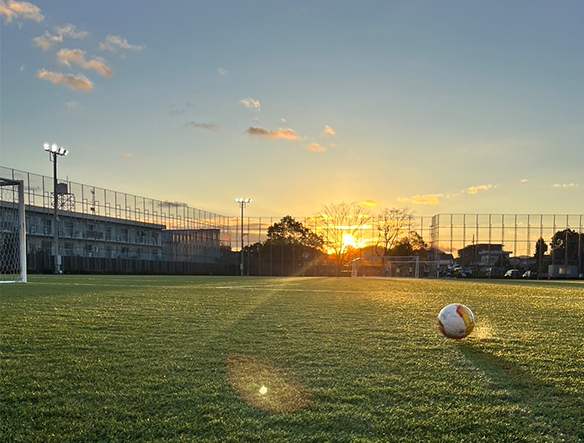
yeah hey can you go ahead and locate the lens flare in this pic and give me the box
[226,354,311,414]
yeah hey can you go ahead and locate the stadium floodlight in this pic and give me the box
[235,198,252,276]
[44,143,69,157]
[44,142,69,274]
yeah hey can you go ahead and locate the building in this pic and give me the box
[2,166,583,277]
[162,228,221,264]
[1,167,231,274]
[457,243,511,276]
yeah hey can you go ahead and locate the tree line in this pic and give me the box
[242,202,428,275]
[241,202,584,276]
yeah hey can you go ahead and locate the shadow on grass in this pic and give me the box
[458,343,583,442]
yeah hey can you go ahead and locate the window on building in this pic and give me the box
[63,221,74,237]
[43,218,52,235]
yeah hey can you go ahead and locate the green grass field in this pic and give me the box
[1,276,583,442]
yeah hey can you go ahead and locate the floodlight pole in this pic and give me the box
[235,198,252,276]
[44,143,69,274]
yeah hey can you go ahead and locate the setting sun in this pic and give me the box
[342,234,356,248]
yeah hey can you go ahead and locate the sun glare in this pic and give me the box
[342,234,356,248]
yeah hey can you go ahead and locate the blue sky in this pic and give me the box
[1,0,583,217]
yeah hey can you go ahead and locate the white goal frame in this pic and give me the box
[0,179,27,283]
[352,255,440,278]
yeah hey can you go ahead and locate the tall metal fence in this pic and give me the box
[1,167,231,244]
[1,166,232,274]
[430,213,583,258]
[2,166,582,276]
[233,213,583,259]
[232,213,583,276]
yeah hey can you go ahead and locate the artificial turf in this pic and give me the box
[1,276,583,442]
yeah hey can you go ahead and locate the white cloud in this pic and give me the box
[397,194,443,206]
[64,101,81,110]
[218,67,228,77]
[57,49,114,77]
[240,98,261,110]
[281,118,287,125]
[37,69,93,92]
[0,0,43,24]
[246,127,302,141]
[55,24,88,39]
[33,24,88,51]
[306,143,326,153]
[468,184,493,195]
[33,32,63,51]
[186,122,220,133]
[552,183,578,188]
[324,125,336,136]
[121,154,135,160]
[520,179,529,183]
[99,35,145,53]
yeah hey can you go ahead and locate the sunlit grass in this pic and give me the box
[1,276,583,442]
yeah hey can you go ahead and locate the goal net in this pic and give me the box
[0,179,27,283]
[352,255,439,278]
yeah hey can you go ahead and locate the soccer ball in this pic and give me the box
[438,303,475,339]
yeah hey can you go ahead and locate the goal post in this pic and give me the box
[0,179,27,283]
[352,255,439,278]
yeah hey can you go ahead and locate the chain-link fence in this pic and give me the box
[2,166,582,276]
[1,167,231,274]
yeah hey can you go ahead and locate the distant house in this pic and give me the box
[431,249,454,266]
[548,265,580,279]
[509,255,536,271]
[457,243,511,270]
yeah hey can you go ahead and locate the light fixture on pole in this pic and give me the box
[235,198,252,276]
[44,143,69,274]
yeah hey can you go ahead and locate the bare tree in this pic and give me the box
[374,207,415,257]
[315,202,371,268]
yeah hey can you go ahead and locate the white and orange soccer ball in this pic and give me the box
[438,303,475,339]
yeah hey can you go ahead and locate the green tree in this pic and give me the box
[244,216,324,275]
[390,232,428,257]
[535,237,548,258]
[550,229,583,271]
[374,207,414,257]
[534,237,549,275]
[267,215,323,250]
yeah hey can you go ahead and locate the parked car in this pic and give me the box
[522,270,538,279]
[486,267,502,278]
[504,269,520,279]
